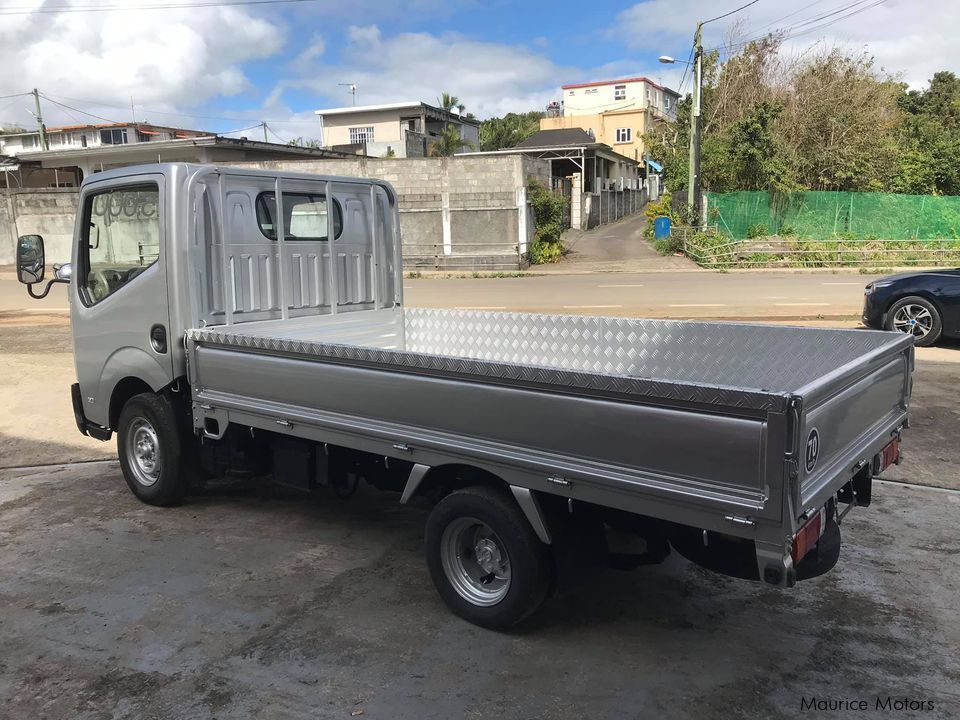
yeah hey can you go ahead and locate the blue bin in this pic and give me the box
[654,215,671,240]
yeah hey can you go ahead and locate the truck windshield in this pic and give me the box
[256,192,342,241]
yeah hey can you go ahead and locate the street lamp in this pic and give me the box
[659,27,703,226]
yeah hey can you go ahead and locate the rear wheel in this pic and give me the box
[425,486,554,629]
[117,393,188,506]
[885,295,942,347]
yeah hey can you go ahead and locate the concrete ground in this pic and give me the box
[2,272,959,718]
[539,213,696,274]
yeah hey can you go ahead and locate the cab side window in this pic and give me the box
[81,185,159,305]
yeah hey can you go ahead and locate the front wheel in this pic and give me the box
[117,393,188,506]
[885,295,942,347]
[425,486,554,629]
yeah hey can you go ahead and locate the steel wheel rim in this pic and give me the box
[126,417,162,487]
[440,517,511,607]
[893,304,933,338]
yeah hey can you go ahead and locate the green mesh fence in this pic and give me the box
[708,191,960,240]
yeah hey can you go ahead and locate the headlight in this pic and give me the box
[865,282,891,295]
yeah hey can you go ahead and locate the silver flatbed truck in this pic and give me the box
[17,163,913,628]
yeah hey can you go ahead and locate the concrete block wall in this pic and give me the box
[1,156,551,270]
[230,155,549,269]
[1,189,79,265]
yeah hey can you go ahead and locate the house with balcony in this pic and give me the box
[540,76,680,163]
[315,101,481,158]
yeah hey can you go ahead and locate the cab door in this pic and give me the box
[71,173,173,428]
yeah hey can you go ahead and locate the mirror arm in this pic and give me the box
[25,277,69,300]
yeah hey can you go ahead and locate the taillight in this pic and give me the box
[792,508,824,564]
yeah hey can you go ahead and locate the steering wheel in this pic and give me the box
[87,270,112,303]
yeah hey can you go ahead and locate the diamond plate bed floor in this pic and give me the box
[188,308,907,413]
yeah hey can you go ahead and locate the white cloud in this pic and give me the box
[0,0,284,129]
[291,26,578,119]
[615,0,959,89]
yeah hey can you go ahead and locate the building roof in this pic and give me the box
[562,76,680,96]
[20,135,358,167]
[514,128,597,148]
[0,122,209,138]
[315,100,481,126]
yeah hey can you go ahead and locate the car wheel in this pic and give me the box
[885,296,942,347]
[117,393,188,506]
[425,486,554,630]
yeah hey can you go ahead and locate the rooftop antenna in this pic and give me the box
[338,83,357,106]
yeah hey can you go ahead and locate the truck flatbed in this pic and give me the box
[188,307,909,416]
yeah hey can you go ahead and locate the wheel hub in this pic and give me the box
[474,538,503,576]
[127,417,162,487]
[439,517,511,606]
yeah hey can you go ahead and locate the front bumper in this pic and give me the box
[71,383,112,441]
[861,292,886,328]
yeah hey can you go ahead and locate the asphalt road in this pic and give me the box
[0,270,879,320]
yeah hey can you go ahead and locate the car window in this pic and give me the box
[256,192,343,241]
[81,185,159,305]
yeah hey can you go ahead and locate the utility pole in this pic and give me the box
[262,121,268,142]
[687,23,703,226]
[31,88,48,151]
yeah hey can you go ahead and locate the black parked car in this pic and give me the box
[862,269,960,346]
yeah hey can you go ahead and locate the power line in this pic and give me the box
[0,92,32,101]
[0,0,322,16]
[38,94,122,125]
[702,0,762,26]
[710,0,884,54]
[38,91,316,127]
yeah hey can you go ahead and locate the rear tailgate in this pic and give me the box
[795,332,913,514]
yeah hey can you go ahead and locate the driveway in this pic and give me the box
[537,213,697,274]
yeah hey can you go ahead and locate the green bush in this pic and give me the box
[653,235,683,255]
[778,224,796,236]
[527,180,568,264]
[746,223,769,239]
[528,240,564,264]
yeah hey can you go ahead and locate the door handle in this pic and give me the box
[150,324,168,354]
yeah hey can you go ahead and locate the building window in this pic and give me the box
[100,128,128,145]
[665,96,671,111]
[568,90,575,95]
[21,135,40,149]
[615,128,632,143]
[349,126,375,144]
[614,84,626,100]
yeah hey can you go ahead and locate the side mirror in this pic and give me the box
[17,234,45,284]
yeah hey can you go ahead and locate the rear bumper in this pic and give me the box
[71,383,112,441]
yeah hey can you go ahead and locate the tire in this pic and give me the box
[117,392,188,506]
[425,486,554,630]
[885,295,942,347]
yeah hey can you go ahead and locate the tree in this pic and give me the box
[430,90,474,156]
[479,111,543,151]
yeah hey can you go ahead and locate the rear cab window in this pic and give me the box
[256,192,343,241]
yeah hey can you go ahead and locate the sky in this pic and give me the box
[0,0,953,144]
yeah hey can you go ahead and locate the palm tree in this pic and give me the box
[430,91,473,156]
